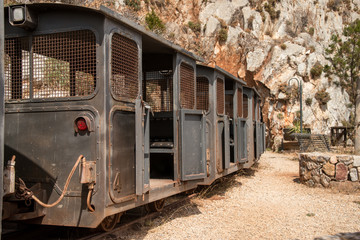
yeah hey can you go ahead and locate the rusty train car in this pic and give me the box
[2,3,265,231]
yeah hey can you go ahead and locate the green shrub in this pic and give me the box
[145,10,165,34]
[277,113,284,120]
[218,28,228,43]
[327,0,341,11]
[310,62,323,78]
[315,89,330,105]
[305,98,312,106]
[125,0,141,11]
[188,21,201,33]
[280,43,287,50]
[308,27,315,36]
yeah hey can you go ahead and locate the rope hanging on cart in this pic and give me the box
[16,155,84,208]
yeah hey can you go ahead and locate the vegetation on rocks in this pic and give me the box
[305,98,312,106]
[315,89,330,105]
[145,9,165,33]
[125,0,141,11]
[325,19,360,153]
[310,62,323,79]
[218,28,228,43]
[188,21,201,33]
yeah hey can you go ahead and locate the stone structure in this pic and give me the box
[299,152,360,188]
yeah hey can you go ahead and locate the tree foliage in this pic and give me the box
[326,19,360,153]
[325,19,360,105]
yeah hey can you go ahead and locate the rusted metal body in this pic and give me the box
[1,0,5,234]
[3,3,265,229]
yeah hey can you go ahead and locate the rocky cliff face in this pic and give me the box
[6,0,358,147]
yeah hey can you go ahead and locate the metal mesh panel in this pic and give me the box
[180,63,195,109]
[144,71,173,112]
[4,38,30,100]
[243,94,249,118]
[217,78,224,115]
[196,77,209,111]
[32,30,96,98]
[111,33,139,101]
[237,88,243,117]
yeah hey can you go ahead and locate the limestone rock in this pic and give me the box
[349,168,359,182]
[322,162,335,177]
[320,174,331,188]
[335,163,348,181]
[306,161,318,170]
[337,155,353,165]
[246,48,267,72]
[330,155,338,164]
[353,156,360,167]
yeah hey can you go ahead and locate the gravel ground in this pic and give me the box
[119,152,360,240]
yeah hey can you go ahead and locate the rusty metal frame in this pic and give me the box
[5,27,100,103]
[0,0,5,233]
[109,30,140,103]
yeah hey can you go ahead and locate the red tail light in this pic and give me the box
[76,118,88,131]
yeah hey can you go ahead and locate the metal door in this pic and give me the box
[224,116,230,169]
[180,109,206,181]
[237,119,247,163]
[135,99,150,195]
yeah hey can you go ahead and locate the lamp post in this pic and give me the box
[288,77,303,133]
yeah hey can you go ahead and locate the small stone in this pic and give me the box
[353,156,360,167]
[317,156,330,163]
[320,174,331,188]
[311,169,320,177]
[322,162,335,177]
[314,183,322,188]
[335,162,348,181]
[337,155,353,165]
[300,168,312,182]
[306,161,318,170]
[330,155,338,164]
[313,175,321,184]
[349,168,359,181]
[306,179,315,187]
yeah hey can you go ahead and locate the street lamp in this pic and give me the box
[287,77,303,133]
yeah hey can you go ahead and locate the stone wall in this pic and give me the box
[299,152,360,188]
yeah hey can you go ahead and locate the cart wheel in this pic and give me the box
[97,213,122,232]
[148,199,165,212]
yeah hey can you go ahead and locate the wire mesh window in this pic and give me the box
[217,78,224,115]
[4,38,30,100]
[111,33,139,101]
[180,63,195,109]
[4,30,97,100]
[143,70,173,112]
[243,94,249,118]
[196,77,209,111]
[237,88,243,118]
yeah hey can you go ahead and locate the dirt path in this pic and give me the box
[121,152,360,240]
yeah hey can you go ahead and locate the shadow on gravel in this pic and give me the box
[314,232,360,240]
[293,177,301,184]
